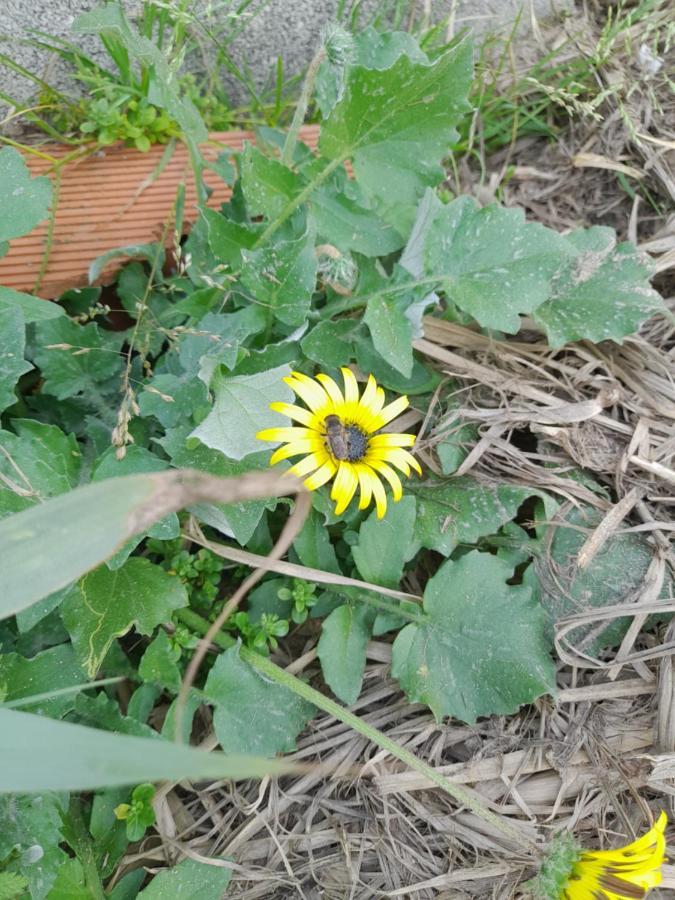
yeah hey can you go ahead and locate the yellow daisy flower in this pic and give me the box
[532,812,667,900]
[256,368,421,518]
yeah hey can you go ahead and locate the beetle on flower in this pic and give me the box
[257,368,421,518]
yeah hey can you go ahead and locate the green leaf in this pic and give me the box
[0,708,300,791]
[0,644,84,718]
[203,645,315,756]
[138,629,181,692]
[88,243,163,286]
[0,148,52,243]
[352,496,416,588]
[293,507,340,573]
[311,184,403,256]
[203,208,260,270]
[178,307,266,384]
[363,291,415,377]
[414,477,537,556]
[317,603,375,704]
[425,197,569,332]
[319,37,472,230]
[138,373,208,428]
[301,319,358,368]
[0,793,67,900]
[0,308,32,416]
[0,287,63,322]
[533,227,663,346]
[391,551,555,722]
[0,872,29,900]
[61,558,188,677]
[354,332,439,395]
[190,363,293,460]
[138,858,232,899]
[74,693,158,739]
[32,317,124,400]
[241,144,303,218]
[0,420,82,517]
[538,505,674,652]
[240,228,318,327]
[44,858,90,900]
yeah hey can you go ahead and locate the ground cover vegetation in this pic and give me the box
[0,0,673,896]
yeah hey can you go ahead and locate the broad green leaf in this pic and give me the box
[178,306,266,384]
[204,645,315,756]
[363,294,414,377]
[240,228,318,327]
[0,420,82,517]
[190,363,293,460]
[354,332,440,395]
[0,307,32,415]
[92,445,179,567]
[319,37,472,229]
[0,793,67,899]
[538,505,674,652]
[32,317,124,400]
[436,422,478,475]
[73,693,158,739]
[45,858,89,900]
[414,477,537,556]
[0,148,52,243]
[169,441,276,544]
[0,644,84,718]
[241,144,302,218]
[88,243,163,285]
[293,507,341,573]
[301,319,358,368]
[425,196,569,332]
[391,551,555,722]
[203,208,260,270]
[138,858,231,899]
[138,629,182,692]
[311,184,403,256]
[352,496,416,588]
[138,373,208,428]
[61,558,188,677]
[533,227,663,346]
[0,287,63,322]
[15,587,73,635]
[317,603,375,705]
[0,708,299,791]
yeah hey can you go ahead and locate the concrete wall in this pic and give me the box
[1,1,571,124]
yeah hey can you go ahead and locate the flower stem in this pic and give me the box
[175,607,536,852]
[282,47,325,167]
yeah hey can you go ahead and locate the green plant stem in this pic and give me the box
[282,47,325,166]
[63,799,107,900]
[176,607,537,853]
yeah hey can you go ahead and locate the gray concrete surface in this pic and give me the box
[1,0,572,126]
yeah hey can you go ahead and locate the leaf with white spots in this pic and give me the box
[391,551,555,722]
[533,227,663,346]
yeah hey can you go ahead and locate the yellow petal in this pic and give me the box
[368,432,416,448]
[368,447,422,476]
[359,374,380,414]
[284,372,330,413]
[368,459,403,501]
[333,462,358,515]
[356,463,374,510]
[288,450,329,478]
[269,401,319,429]
[341,367,360,404]
[257,426,313,442]
[304,460,336,491]
[270,438,324,464]
[370,470,387,518]
[372,395,409,429]
[315,373,344,407]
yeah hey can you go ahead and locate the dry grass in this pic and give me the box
[104,3,675,896]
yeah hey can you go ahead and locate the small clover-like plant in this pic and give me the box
[278,579,319,625]
[114,783,157,842]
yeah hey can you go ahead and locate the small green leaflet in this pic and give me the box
[0,793,67,900]
[319,37,472,229]
[317,603,375,705]
[391,551,555,722]
[203,645,315,756]
[0,286,63,322]
[45,858,90,900]
[240,227,318,327]
[138,630,182,692]
[414,477,537,556]
[0,644,84,718]
[190,363,293,460]
[424,196,569,333]
[203,207,261,269]
[0,307,32,416]
[241,143,302,218]
[138,858,232,899]
[0,147,52,244]
[352,495,416,588]
[533,227,663,346]
[293,507,341,573]
[61,558,188,677]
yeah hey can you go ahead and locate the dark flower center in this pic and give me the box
[324,415,368,462]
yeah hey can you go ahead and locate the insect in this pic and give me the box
[324,414,368,462]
